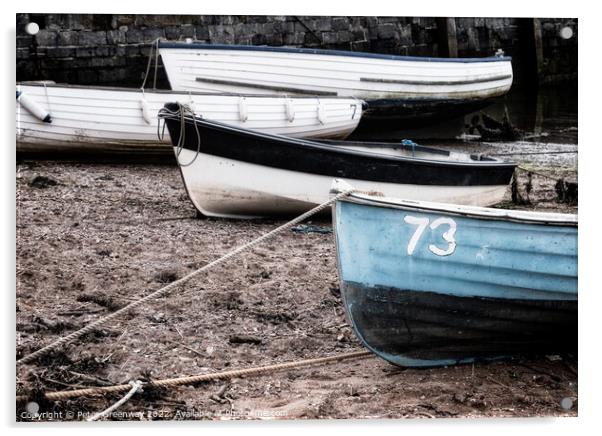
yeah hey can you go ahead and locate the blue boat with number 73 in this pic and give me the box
[331,180,577,367]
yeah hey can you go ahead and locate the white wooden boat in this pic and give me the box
[158,43,513,121]
[159,104,516,219]
[16,82,363,154]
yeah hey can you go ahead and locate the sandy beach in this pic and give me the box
[16,142,577,420]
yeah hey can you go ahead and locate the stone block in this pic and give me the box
[377,16,400,24]
[58,31,79,46]
[16,47,30,60]
[252,33,267,45]
[46,47,76,58]
[126,29,143,44]
[75,47,96,58]
[377,23,398,40]
[282,21,295,34]
[267,33,283,46]
[125,45,141,56]
[284,32,305,45]
[142,28,165,43]
[107,30,126,45]
[35,30,58,46]
[337,30,352,43]
[315,17,332,32]
[350,40,370,52]
[76,68,99,84]
[332,17,350,31]
[95,46,115,57]
[399,24,412,45]
[303,33,321,46]
[16,36,34,48]
[322,32,338,44]
[78,31,107,46]
[352,29,367,42]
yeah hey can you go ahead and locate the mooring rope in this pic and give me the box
[17,189,355,366]
[86,380,143,421]
[140,38,161,92]
[43,82,52,118]
[489,150,577,157]
[17,350,371,404]
[158,103,202,167]
[516,164,576,181]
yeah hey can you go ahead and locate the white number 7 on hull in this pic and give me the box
[403,215,457,256]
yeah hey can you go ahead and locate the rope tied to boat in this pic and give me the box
[17,187,356,366]
[42,82,52,119]
[140,38,162,91]
[158,102,202,167]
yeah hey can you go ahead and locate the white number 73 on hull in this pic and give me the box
[403,215,457,256]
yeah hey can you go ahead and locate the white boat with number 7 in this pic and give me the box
[159,103,517,219]
[331,180,577,367]
[16,82,363,154]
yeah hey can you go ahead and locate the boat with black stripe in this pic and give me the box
[159,103,516,219]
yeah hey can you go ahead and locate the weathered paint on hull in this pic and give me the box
[342,282,577,367]
[334,199,577,367]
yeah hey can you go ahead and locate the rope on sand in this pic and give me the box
[86,380,143,421]
[17,189,355,366]
[516,164,576,181]
[17,350,372,404]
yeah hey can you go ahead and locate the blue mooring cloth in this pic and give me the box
[401,139,418,156]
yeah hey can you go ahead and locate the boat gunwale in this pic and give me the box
[158,109,517,169]
[334,190,577,226]
[158,42,513,64]
[16,82,365,101]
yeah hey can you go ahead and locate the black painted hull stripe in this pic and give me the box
[158,42,513,64]
[360,74,513,86]
[342,282,577,365]
[195,77,338,96]
[161,107,516,187]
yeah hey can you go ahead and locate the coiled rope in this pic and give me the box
[17,350,371,404]
[17,188,355,366]
[158,103,202,167]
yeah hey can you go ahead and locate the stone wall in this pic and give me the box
[16,14,577,88]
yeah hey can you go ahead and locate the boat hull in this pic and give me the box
[176,148,511,219]
[161,110,515,218]
[158,43,513,121]
[334,198,577,367]
[16,83,363,154]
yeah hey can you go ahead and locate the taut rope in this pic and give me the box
[17,188,354,366]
